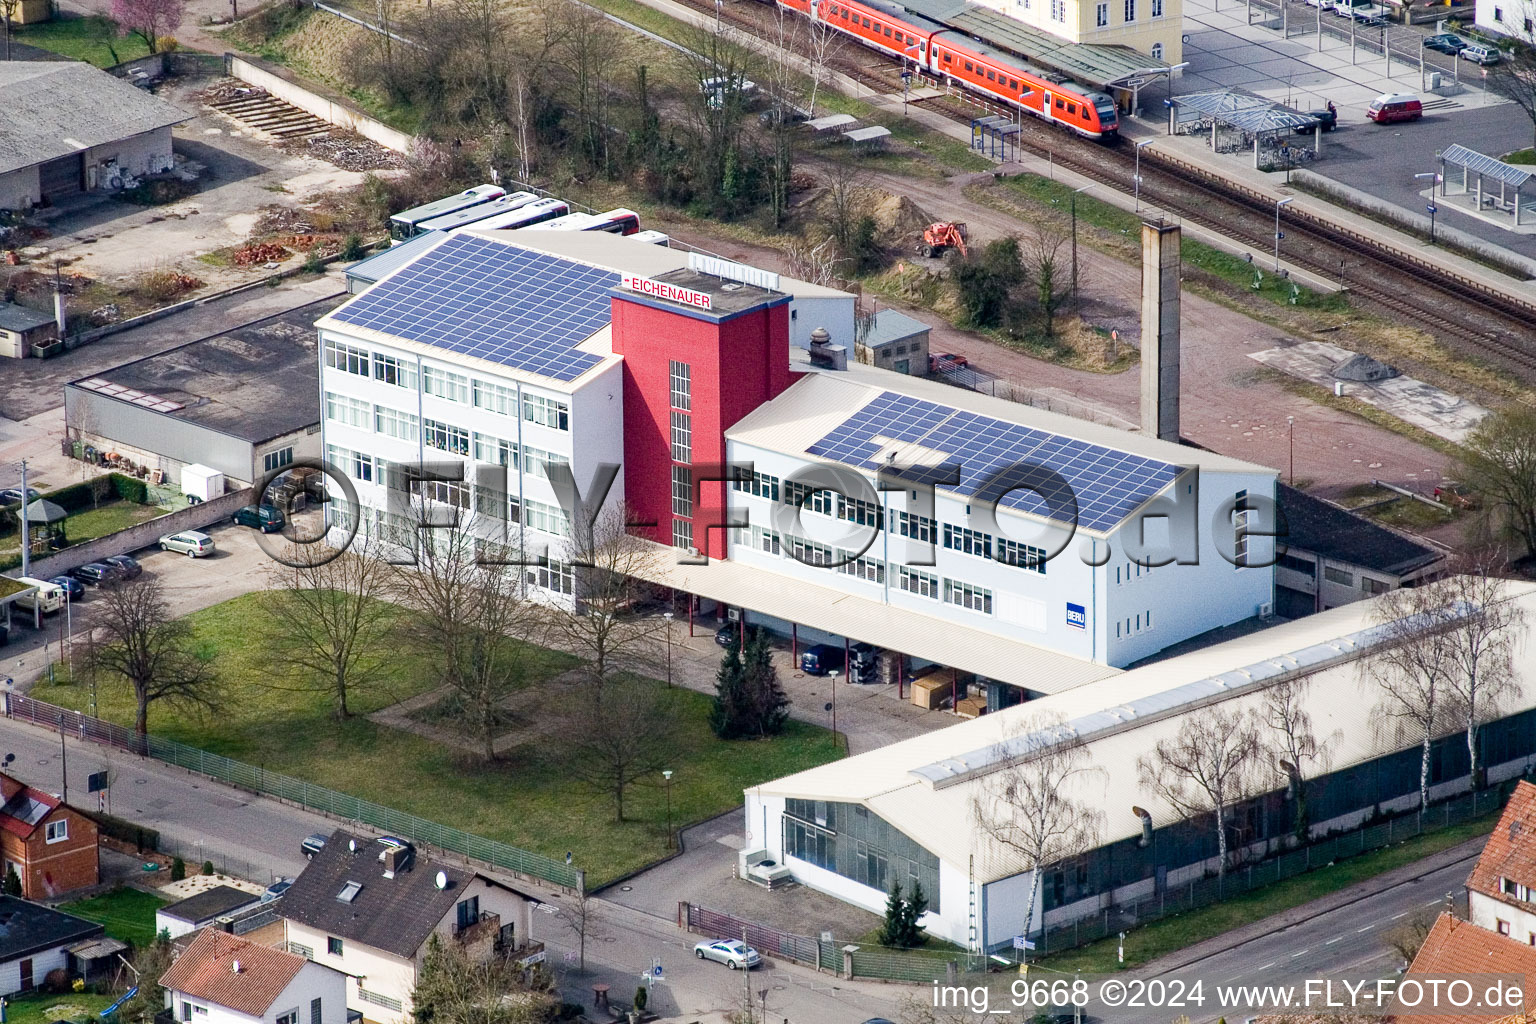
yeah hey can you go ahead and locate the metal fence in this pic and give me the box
[4,693,583,892]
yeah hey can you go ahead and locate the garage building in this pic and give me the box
[0,61,190,212]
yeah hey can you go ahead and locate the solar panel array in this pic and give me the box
[329,234,615,382]
[806,390,1181,532]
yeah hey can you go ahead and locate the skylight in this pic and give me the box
[337,881,362,903]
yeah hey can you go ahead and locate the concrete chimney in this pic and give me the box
[1139,218,1181,442]
[53,290,66,339]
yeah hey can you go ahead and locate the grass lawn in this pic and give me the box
[61,887,168,947]
[1039,812,1499,973]
[35,594,842,886]
[12,15,151,67]
[0,993,116,1024]
[0,500,162,572]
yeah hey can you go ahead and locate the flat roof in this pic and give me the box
[0,303,55,333]
[345,232,449,287]
[69,299,336,445]
[159,885,261,923]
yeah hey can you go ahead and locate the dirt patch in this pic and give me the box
[279,131,403,172]
[869,192,933,244]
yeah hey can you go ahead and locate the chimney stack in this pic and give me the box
[53,290,66,339]
[1139,218,1181,443]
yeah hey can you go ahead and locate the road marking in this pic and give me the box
[1225,976,1246,984]
[1291,950,1309,957]
[1259,962,1277,971]
[1391,912,1409,920]
[1425,899,1445,906]
[1326,936,1343,945]
[1358,925,1375,933]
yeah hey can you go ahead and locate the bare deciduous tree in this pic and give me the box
[1488,26,1536,150]
[784,235,843,288]
[1456,404,1536,559]
[85,577,217,749]
[1022,219,1070,338]
[560,675,679,821]
[560,2,625,173]
[1363,583,1461,818]
[1382,910,1439,966]
[1137,706,1263,877]
[260,537,397,721]
[1261,675,1334,842]
[971,714,1105,952]
[1436,563,1529,790]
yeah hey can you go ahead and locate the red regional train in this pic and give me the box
[776,0,1121,138]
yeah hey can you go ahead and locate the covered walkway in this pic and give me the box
[1169,89,1323,170]
[1435,144,1536,231]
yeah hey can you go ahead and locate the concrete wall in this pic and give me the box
[0,166,39,213]
[106,54,167,80]
[87,127,175,184]
[18,487,254,581]
[227,56,414,153]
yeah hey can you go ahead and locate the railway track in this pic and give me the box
[674,0,1536,381]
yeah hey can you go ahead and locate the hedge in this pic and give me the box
[84,810,160,853]
[0,473,149,535]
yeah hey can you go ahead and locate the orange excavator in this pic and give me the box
[918,221,968,259]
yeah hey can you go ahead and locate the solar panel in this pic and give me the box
[805,390,1181,533]
[329,234,614,382]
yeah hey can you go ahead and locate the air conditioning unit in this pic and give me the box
[687,546,700,557]
[1258,601,1274,619]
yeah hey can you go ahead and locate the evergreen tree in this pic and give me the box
[710,639,747,739]
[2,864,20,896]
[877,881,906,947]
[741,629,789,737]
[904,881,929,945]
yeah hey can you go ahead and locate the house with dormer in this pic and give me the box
[1467,780,1536,945]
[276,832,540,1024]
[0,772,98,900]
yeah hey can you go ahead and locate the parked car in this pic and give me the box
[160,531,216,557]
[14,578,66,616]
[301,833,328,859]
[1367,93,1423,123]
[232,504,286,533]
[261,878,292,903]
[68,563,121,586]
[1295,107,1338,134]
[0,487,40,506]
[693,939,762,970]
[1425,32,1468,53]
[50,576,84,602]
[928,352,969,374]
[800,642,843,676]
[715,622,745,648]
[1460,43,1502,65]
[104,554,142,578]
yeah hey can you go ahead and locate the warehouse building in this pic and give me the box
[745,582,1536,950]
[65,301,336,490]
[0,62,189,212]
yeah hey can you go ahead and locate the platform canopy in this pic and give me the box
[1440,143,1535,189]
[1173,90,1318,133]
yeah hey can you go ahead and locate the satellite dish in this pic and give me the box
[348,840,357,853]
[434,870,448,890]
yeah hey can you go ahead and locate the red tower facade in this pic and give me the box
[610,271,793,561]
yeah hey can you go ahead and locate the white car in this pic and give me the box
[693,939,762,969]
[159,530,216,557]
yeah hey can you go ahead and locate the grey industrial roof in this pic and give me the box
[1277,483,1443,577]
[1441,143,1535,188]
[159,885,261,924]
[860,308,930,349]
[1173,90,1318,132]
[843,126,893,143]
[0,303,55,333]
[68,299,337,444]
[345,231,448,287]
[0,895,103,962]
[0,62,190,176]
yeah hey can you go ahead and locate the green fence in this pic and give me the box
[9,694,582,891]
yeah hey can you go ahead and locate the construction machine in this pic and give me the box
[918,221,968,259]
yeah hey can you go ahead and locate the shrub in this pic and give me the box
[339,234,367,261]
[201,860,214,875]
[2,864,21,896]
[302,247,326,274]
[85,810,160,852]
[170,857,185,881]
[111,474,149,504]
[633,986,647,1012]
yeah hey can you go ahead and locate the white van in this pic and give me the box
[14,577,65,615]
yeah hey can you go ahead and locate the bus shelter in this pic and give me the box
[1438,144,1534,227]
[1168,90,1322,170]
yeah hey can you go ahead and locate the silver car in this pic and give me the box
[159,530,216,557]
[693,939,762,969]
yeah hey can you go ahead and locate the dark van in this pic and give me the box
[233,504,286,533]
[1366,93,1422,124]
[800,643,843,676]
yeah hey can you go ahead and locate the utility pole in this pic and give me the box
[1071,183,1097,315]
[57,713,68,805]
[18,458,28,578]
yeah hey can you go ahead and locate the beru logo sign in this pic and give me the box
[620,274,713,310]
[1066,603,1087,631]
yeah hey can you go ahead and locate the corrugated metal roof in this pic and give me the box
[345,231,450,287]
[754,583,1536,881]
[1441,144,1535,188]
[631,540,1120,696]
[861,309,931,348]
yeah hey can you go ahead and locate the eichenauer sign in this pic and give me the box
[620,274,713,310]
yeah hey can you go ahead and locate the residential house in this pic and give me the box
[278,832,540,1024]
[1467,780,1536,945]
[159,929,351,1024]
[1399,912,1536,1024]
[0,771,99,899]
[157,886,264,940]
[0,895,103,995]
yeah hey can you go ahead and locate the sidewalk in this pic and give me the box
[1136,833,1485,975]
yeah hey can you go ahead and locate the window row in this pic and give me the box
[1116,609,1154,639]
[1115,559,1156,584]
[943,523,1046,573]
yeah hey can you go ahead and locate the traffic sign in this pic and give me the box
[1276,231,1285,240]
[1427,204,1438,214]
[1012,936,1036,950]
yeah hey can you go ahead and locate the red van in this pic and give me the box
[1367,93,1423,123]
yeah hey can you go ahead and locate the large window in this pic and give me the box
[669,360,691,411]
[838,551,885,584]
[671,411,692,463]
[324,338,370,376]
[523,394,570,431]
[732,469,780,501]
[899,567,939,599]
[263,447,294,473]
[373,353,417,389]
[783,799,940,909]
[672,465,692,518]
[534,560,575,595]
[424,418,470,456]
[1096,1,1108,24]
[524,500,569,538]
[521,445,568,480]
[423,366,471,404]
[996,537,1047,573]
[473,433,515,468]
[374,405,419,442]
[895,511,936,544]
[944,578,993,614]
[840,495,883,530]
[1234,489,1251,566]
[672,519,693,550]
[324,393,371,429]
[943,524,992,559]
[1123,0,1135,19]
[473,379,518,417]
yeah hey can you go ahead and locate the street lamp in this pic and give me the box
[1287,415,1295,485]
[1273,196,1294,271]
[1161,61,1190,107]
[1415,171,1441,243]
[662,611,674,688]
[662,770,674,850]
[1071,183,1098,315]
[1134,139,1154,212]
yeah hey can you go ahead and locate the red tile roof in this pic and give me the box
[1468,781,1536,909]
[0,773,60,840]
[1399,914,1536,1024]
[159,930,308,1018]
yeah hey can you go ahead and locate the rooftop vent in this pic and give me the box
[434,871,448,890]
[807,327,847,371]
[232,960,241,974]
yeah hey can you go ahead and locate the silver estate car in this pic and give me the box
[159,530,216,557]
[693,939,762,969]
